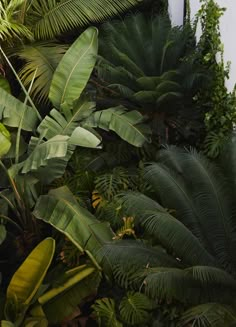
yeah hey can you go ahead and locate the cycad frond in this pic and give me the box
[178,303,236,327]
[17,42,68,103]
[28,0,141,39]
[144,266,236,304]
[145,147,236,275]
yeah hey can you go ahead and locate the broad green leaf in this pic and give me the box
[0,88,38,131]
[86,106,151,147]
[37,99,95,140]
[39,265,95,304]
[41,270,100,324]
[0,224,6,245]
[21,135,69,174]
[0,123,11,157]
[6,238,55,305]
[49,27,98,110]
[70,126,102,148]
[33,186,114,256]
[0,75,11,93]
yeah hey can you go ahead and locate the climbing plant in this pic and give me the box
[196,0,236,158]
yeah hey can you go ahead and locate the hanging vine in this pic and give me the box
[196,0,236,158]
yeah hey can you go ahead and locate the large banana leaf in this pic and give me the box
[85,106,151,147]
[37,99,96,140]
[49,27,98,110]
[38,265,100,323]
[33,186,114,258]
[21,135,69,174]
[0,88,38,131]
[6,238,55,305]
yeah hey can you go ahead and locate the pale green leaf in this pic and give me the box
[49,27,98,110]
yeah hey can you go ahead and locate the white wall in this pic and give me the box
[168,0,184,26]
[168,0,236,91]
[190,0,236,91]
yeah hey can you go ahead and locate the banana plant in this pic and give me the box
[2,237,100,326]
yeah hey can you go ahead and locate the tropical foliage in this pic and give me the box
[0,0,235,326]
[96,13,208,145]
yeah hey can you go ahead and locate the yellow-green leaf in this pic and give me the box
[6,238,55,305]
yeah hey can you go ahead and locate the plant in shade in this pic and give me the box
[96,13,208,145]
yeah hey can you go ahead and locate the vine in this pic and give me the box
[196,0,236,158]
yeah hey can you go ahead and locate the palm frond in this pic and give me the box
[0,0,32,43]
[28,0,141,39]
[17,42,68,103]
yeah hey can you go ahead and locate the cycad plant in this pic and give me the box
[88,141,236,326]
[96,13,208,145]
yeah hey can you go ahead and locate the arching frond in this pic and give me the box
[0,0,32,43]
[17,42,68,103]
[144,147,236,275]
[144,266,236,304]
[28,0,142,39]
[117,192,216,266]
[178,303,236,327]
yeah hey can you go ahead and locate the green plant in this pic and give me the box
[2,237,100,325]
[96,13,208,145]
[91,144,236,325]
[196,0,236,157]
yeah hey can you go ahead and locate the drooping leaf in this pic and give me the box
[21,135,69,174]
[70,126,102,148]
[0,88,38,131]
[33,186,114,257]
[38,266,100,323]
[49,27,98,110]
[85,106,151,147]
